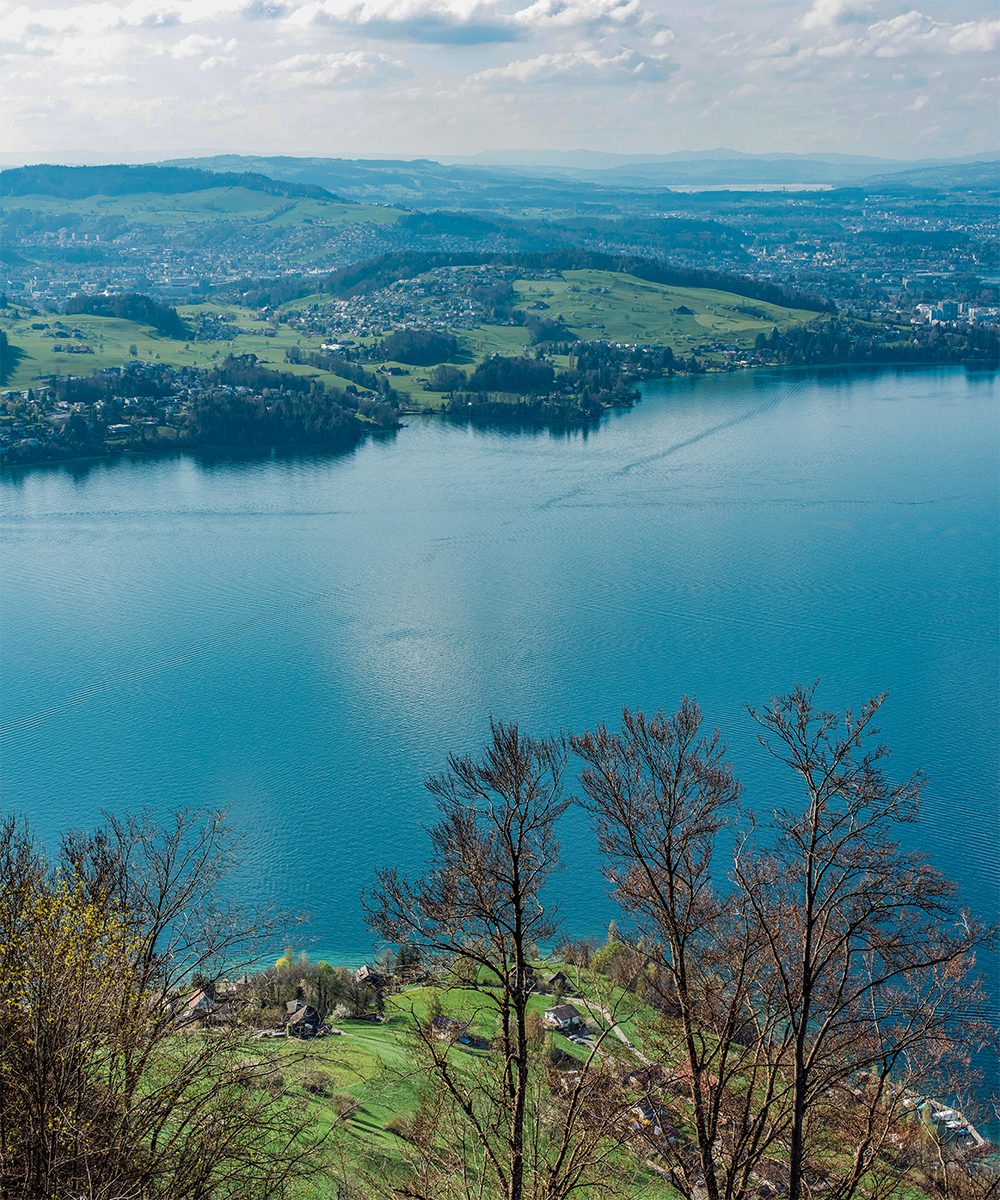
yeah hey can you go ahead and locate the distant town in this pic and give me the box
[2,158,997,466]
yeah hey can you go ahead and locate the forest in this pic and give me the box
[64,292,190,339]
[755,318,1000,366]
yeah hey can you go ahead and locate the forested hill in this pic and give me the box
[227,248,833,313]
[0,164,337,202]
[63,293,189,338]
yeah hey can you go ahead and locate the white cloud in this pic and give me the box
[250,49,411,88]
[169,34,236,57]
[862,11,1000,58]
[512,0,644,31]
[1,0,248,39]
[801,0,872,32]
[288,0,517,43]
[946,18,1000,53]
[470,45,676,86]
[0,0,995,161]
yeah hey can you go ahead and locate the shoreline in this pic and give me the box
[2,360,995,474]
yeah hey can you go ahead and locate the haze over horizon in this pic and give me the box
[1,0,997,164]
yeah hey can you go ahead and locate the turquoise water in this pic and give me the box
[1,368,997,973]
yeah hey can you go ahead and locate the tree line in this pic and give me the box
[755,318,1000,367]
[64,292,190,339]
[0,163,334,202]
[364,688,997,1200]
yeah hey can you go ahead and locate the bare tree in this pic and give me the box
[740,684,995,1200]
[574,700,796,1200]
[574,690,995,1200]
[0,809,330,1200]
[365,720,640,1200]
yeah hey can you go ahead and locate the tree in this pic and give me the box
[574,701,791,1200]
[365,721,637,1200]
[738,685,995,1200]
[0,809,330,1200]
[574,690,995,1200]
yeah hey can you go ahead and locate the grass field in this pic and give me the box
[375,268,815,408]
[0,303,361,392]
[514,269,816,349]
[273,962,941,1200]
[1,267,816,404]
[0,188,403,228]
[272,967,678,1199]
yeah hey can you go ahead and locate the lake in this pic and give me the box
[1,367,997,973]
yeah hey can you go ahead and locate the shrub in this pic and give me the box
[385,1115,413,1141]
[300,1069,333,1097]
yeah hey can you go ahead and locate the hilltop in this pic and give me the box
[0,163,337,202]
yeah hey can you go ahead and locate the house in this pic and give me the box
[547,970,569,994]
[627,1099,675,1141]
[353,964,384,988]
[179,987,214,1022]
[669,1061,720,1094]
[285,999,322,1038]
[429,1014,470,1043]
[623,1064,666,1091]
[543,1004,583,1031]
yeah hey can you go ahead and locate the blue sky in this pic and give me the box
[0,0,997,161]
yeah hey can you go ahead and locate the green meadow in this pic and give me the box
[0,188,403,228]
[514,269,817,349]
[273,966,673,1199]
[1,268,815,402]
[0,303,360,393]
[373,268,815,408]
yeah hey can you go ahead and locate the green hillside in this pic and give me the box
[0,188,402,228]
[365,267,816,408]
[263,966,672,1199]
[0,303,361,393]
[514,269,816,348]
[0,268,814,398]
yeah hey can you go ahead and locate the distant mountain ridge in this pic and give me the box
[446,149,1000,187]
[158,153,1000,206]
[445,147,998,169]
[0,163,337,202]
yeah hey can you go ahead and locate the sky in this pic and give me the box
[0,0,997,163]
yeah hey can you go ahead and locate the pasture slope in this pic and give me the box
[0,268,816,399]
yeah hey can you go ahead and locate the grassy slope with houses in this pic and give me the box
[244,958,944,1200]
[277,267,818,410]
[266,961,674,1200]
[1,269,816,401]
[0,302,362,393]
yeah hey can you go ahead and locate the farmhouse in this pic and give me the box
[285,999,322,1038]
[543,1003,582,1030]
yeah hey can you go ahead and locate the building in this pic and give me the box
[543,1004,583,1031]
[285,999,322,1038]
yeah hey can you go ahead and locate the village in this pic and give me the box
[170,944,988,1198]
